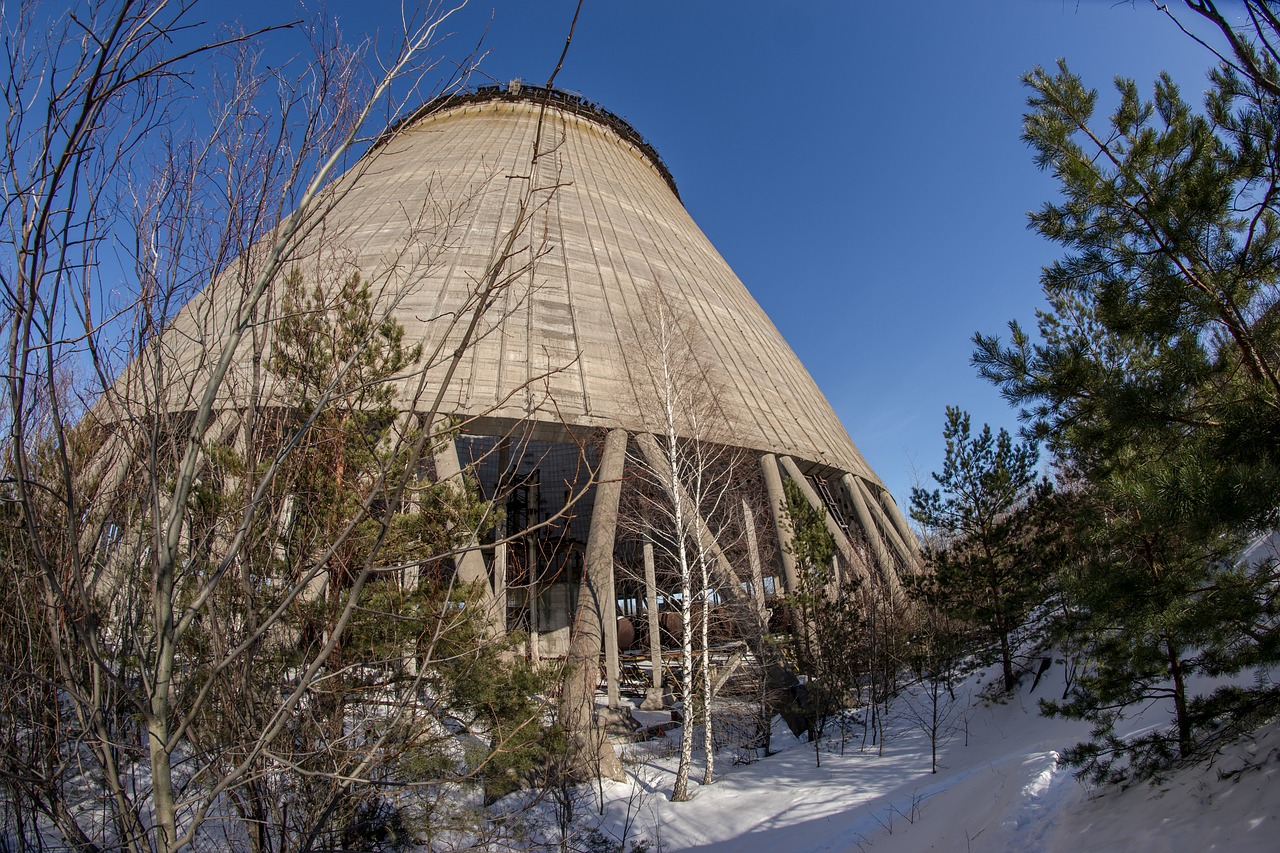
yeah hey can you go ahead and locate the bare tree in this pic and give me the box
[0,1,595,849]
[901,575,971,774]
[624,293,750,801]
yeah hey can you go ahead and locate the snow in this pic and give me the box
[12,659,1276,850]
[589,664,1280,852]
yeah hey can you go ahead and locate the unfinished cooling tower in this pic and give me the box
[136,83,916,685]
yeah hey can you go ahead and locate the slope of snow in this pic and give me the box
[592,665,1280,852]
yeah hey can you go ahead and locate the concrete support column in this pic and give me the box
[877,487,920,563]
[642,538,665,710]
[494,542,508,633]
[433,435,500,634]
[761,453,798,596]
[558,428,628,780]
[742,497,768,626]
[565,429,628,744]
[865,491,915,572]
[778,455,872,588]
[432,437,491,589]
[839,472,901,598]
[385,412,422,595]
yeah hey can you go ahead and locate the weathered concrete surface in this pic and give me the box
[152,93,881,484]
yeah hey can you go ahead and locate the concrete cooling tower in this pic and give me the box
[140,83,916,677]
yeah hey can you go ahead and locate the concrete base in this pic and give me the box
[597,705,642,738]
[640,688,666,711]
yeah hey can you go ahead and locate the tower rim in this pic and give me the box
[375,81,681,200]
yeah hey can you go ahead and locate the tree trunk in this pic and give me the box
[701,550,714,786]
[1000,629,1015,694]
[672,530,695,801]
[1166,636,1193,758]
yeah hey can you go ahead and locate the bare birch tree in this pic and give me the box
[625,294,749,801]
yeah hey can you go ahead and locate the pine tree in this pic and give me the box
[974,33,1280,778]
[784,478,837,675]
[782,478,853,764]
[909,407,1051,694]
[185,268,552,843]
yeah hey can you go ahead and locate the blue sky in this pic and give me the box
[232,0,1228,508]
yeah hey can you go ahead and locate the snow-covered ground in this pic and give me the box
[589,665,1280,852]
[10,658,1274,850]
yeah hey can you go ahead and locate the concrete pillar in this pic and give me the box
[494,542,508,632]
[559,429,628,781]
[778,455,872,588]
[742,497,768,625]
[79,421,149,578]
[432,437,491,589]
[433,435,501,634]
[877,486,921,562]
[760,453,799,595]
[642,538,665,709]
[864,487,916,571]
[839,472,901,598]
[568,428,627,710]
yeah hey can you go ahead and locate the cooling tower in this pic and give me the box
[138,83,915,663]
[373,88,870,477]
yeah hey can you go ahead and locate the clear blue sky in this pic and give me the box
[230,0,1229,508]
